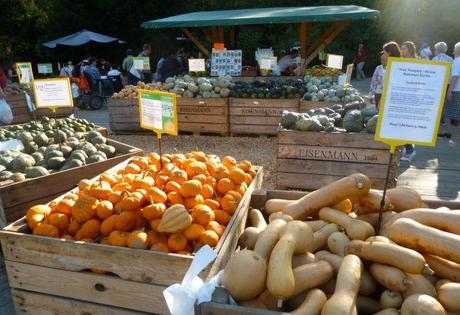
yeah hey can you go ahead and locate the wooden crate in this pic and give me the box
[0,139,143,224]
[229,98,299,135]
[108,99,144,133]
[0,162,264,315]
[276,128,399,190]
[299,100,336,112]
[177,98,229,135]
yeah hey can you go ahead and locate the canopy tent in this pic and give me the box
[43,30,125,48]
[141,5,379,65]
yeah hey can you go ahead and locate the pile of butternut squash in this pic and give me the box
[222,173,460,315]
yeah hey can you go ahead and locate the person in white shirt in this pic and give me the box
[443,42,460,138]
[419,43,433,60]
[278,49,298,76]
[59,62,73,77]
[432,42,453,63]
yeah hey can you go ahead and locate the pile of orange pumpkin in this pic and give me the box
[25,151,256,254]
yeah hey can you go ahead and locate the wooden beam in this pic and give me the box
[181,27,210,57]
[217,26,225,43]
[202,28,214,44]
[304,21,350,66]
[211,27,220,43]
[229,27,237,49]
[299,22,311,59]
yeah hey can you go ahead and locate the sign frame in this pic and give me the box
[133,57,150,71]
[188,58,206,72]
[326,54,344,70]
[138,89,178,137]
[32,78,74,109]
[16,62,34,84]
[375,57,451,151]
[37,63,53,74]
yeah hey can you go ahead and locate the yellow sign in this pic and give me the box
[138,90,178,137]
[32,78,74,109]
[16,62,34,84]
[375,57,451,152]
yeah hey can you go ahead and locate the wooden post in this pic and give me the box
[181,27,211,57]
[299,22,311,59]
[217,26,225,44]
[229,27,237,49]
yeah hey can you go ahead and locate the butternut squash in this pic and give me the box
[327,231,350,256]
[269,212,293,223]
[221,249,267,301]
[319,207,375,240]
[374,309,400,315]
[305,220,328,232]
[425,255,460,282]
[267,221,313,305]
[438,282,460,312]
[292,252,316,268]
[366,235,395,244]
[369,263,412,292]
[311,223,340,252]
[386,187,422,212]
[333,199,353,213]
[291,289,327,315]
[320,278,336,295]
[435,280,451,292]
[256,290,278,310]
[380,290,403,309]
[356,211,396,229]
[355,189,392,215]
[292,260,334,297]
[282,173,371,220]
[249,208,267,229]
[389,218,460,264]
[239,227,261,250]
[356,295,382,314]
[254,219,287,260]
[402,273,437,299]
[400,294,445,315]
[345,240,428,274]
[265,198,293,214]
[321,254,363,315]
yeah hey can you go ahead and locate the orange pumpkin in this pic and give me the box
[183,223,205,240]
[72,196,99,223]
[222,156,237,169]
[54,198,74,217]
[108,230,130,247]
[165,181,181,193]
[179,180,203,198]
[27,204,51,221]
[206,221,224,237]
[151,242,169,253]
[141,203,166,220]
[186,161,207,178]
[131,176,155,191]
[78,179,92,191]
[238,160,253,172]
[167,191,184,205]
[226,190,242,202]
[146,230,168,246]
[123,163,141,174]
[204,199,220,210]
[96,200,114,219]
[215,166,229,181]
[117,191,143,212]
[216,178,235,195]
[77,219,101,239]
[248,167,257,178]
[64,193,79,201]
[192,204,215,226]
[33,223,59,238]
[167,233,188,252]
[89,181,112,199]
[214,210,231,225]
[150,218,162,231]
[220,194,239,214]
[147,187,167,204]
[244,173,253,185]
[228,168,246,185]
[100,173,118,186]
[201,184,214,199]
[169,170,188,184]
[131,157,150,170]
[47,213,69,231]
[100,214,118,236]
[27,214,46,230]
[155,175,169,189]
[112,182,130,192]
[127,231,149,249]
[235,183,248,196]
[205,160,219,177]
[114,211,135,231]
[100,237,111,245]
[67,218,81,236]
[133,210,145,229]
[200,230,219,247]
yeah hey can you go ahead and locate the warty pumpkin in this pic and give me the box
[114,211,136,231]
[96,200,114,219]
[108,230,130,247]
[179,180,203,198]
[72,196,99,223]
[158,204,192,233]
[33,223,59,238]
[192,204,215,225]
[184,194,205,209]
[47,213,69,231]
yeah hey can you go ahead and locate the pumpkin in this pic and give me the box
[244,173,253,185]
[108,230,130,247]
[179,180,203,198]
[131,176,155,191]
[77,219,101,239]
[100,214,118,236]
[27,214,46,230]
[167,191,184,205]
[220,194,239,214]
[229,168,246,185]
[151,242,170,253]
[214,209,231,225]
[165,181,181,193]
[207,221,224,237]
[167,233,188,252]
[158,204,192,233]
[222,156,237,169]
[192,204,215,225]
[150,218,162,232]
[88,181,112,199]
[204,199,220,210]
[72,196,99,223]
[78,179,92,191]
[142,203,166,220]
[54,198,74,217]
[215,166,229,180]
[147,187,167,203]
[123,163,141,174]
[184,195,204,209]
[217,178,235,195]
[96,200,114,219]
[205,160,219,176]
[33,223,59,238]
[27,204,51,222]
[183,223,206,240]
[112,182,130,192]
[201,184,214,199]
[131,157,150,170]
[47,213,69,231]
[127,231,149,249]
[117,191,143,212]
[155,175,169,189]
[186,161,207,178]
[114,211,135,231]
[235,183,248,196]
[200,230,219,247]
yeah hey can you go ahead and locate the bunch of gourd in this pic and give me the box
[164,75,233,98]
[0,130,115,184]
[230,78,306,99]
[304,65,341,77]
[223,173,460,315]
[112,81,163,99]
[281,101,380,133]
[302,75,361,103]
[0,116,97,142]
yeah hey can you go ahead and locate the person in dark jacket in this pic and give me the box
[159,53,181,82]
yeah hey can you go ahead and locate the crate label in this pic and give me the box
[241,108,284,116]
[178,106,212,113]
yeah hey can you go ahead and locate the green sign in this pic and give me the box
[138,90,177,137]
[38,63,53,74]
[16,62,34,84]
[133,57,150,70]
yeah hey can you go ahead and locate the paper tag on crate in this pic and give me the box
[163,245,217,315]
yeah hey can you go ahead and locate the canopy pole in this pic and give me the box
[299,22,311,59]
[181,28,211,57]
[304,21,350,66]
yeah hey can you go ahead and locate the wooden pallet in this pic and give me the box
[276,128,399,190]
[177,98,229,135]
[0,139,143,224]
[299,100,336,112]
[229,98,299,136]
[0,161,264,314]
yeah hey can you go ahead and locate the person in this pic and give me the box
[0,65,7,97]
[107,65,122,77]
[83,57,102,87]
[122,49,138,85]
[98,58,109,76]
[60,61,73,77]
[400,41,418,161]
[138,44,152,82]
[154,55,165,82]
[177,48,190,74]
[159,52,181,82]
[443,42,460,138]
[432,42,453,63]
[419,43,433,60]
[355,43,367,79]
[279,49,299,76]
[370,41,401,109]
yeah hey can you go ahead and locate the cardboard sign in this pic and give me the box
[214,43,225,50]
[326,54,343,70]
[16,62,34,84]
[259,57,277,70]
[32,78,74,108]
[188,59,206,72]
[133,57,150,70]
[38,63,53,74]
[375,57,451,150]
[138,90,177,137]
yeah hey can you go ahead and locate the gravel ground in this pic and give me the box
[112,134,278,189]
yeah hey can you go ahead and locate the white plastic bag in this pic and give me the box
[0,98,13,125]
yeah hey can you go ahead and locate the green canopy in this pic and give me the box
[142,5,379,29]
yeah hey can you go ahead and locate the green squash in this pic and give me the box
[343,110,364,132]
[60,159,83,170]
[25,166,50,178]
[33,133,49,147]
[45,150,64,160]
[90,136,106,145]
[47,157,66,170]
[366,115,379,134]
[12,155,35,172]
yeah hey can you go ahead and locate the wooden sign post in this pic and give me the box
[374,57,451,231]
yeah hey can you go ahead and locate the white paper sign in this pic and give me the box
[33,78,73,108]
[376,58,450,146]
[259,57,277,70]
[38,63,53,74]
[188,59,206,72]
[326,54,343,70]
